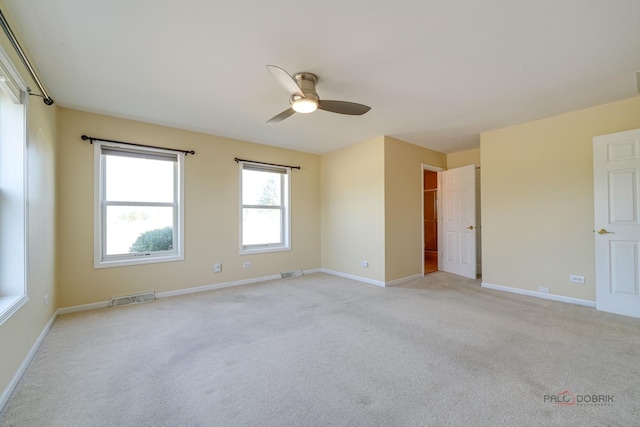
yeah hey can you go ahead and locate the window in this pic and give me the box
[94,142,184,268]
[0,45,27,325]
[240,162,290,253]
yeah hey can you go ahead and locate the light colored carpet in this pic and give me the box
[1,272,639,426]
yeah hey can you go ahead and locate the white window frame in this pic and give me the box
[239,161,291,254]
[0,44,28,325]
[94,141,185,268]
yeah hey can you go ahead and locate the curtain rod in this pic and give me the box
[234,157,300,170]
[0,9,53,105]
[81,135,195,155]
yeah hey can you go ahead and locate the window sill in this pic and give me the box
[0,294,29,326]
[94,254,184,269]
[240,246,291,255]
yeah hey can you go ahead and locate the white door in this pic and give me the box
[441,164,477,279]
[594,128,640,318]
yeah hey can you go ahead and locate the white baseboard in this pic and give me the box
[57,300,111,315]
[481,282,596,308]
[156,273,282,298]
[320,269,423,288]
[57,269,323,312]
[157,269,322,298]
[0,310,57,412]
[386,274,423,287]
[320,269,386,287]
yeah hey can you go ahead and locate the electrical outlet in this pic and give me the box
[570,275,585,284]
[538,286,550,294]
[361,261,369,267]
[243,261,252,268]
[43,294,49,306]
[212,263,222,273]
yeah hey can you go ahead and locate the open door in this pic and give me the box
[594,129,640,318]
[441,164,477,279]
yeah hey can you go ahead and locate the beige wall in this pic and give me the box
[321,135,447,284]
[321,136,386,282]
[0,3,58,403]
[384,136,446,281]
[481,96,640,300]
[447,148,480,169]
[57,108,321,307]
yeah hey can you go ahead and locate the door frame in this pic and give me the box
[422,164,444,276]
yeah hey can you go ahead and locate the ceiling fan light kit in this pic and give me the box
[266,65,370,123]
[291,97,317,113]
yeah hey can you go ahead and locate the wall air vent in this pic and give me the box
[280,269,303,279]
[110,292,155,307]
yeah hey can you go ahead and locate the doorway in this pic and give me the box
[422,163,482,279]
[423,169,439,274]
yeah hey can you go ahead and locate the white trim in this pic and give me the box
[320,268,386,287]
[0,57,28,325]
[0,42,26,103]
[0,295,29,325]
[94,254,184,269]
[0,310,57,412]
[320,269,421,287]
[423,164,445,173]
[481,282,596,308]
[58,270,324,311]
[385,274,423,287]
[239,245,292,256]
[56,300,112,315]
[156,273,283,298]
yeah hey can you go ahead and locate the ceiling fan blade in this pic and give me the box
[318,100,371,115]
[267,108,296,124]
[266,65,304,97]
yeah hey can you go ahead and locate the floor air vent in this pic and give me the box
[111,292,155,307]
[280,269,303,279]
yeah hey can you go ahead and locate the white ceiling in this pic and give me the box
[4,0,640,155]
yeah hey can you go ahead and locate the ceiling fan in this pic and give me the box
[266,65,371,124]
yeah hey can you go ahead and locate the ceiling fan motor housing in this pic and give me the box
[291,72,319,105]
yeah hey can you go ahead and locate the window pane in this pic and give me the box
[242,208,282,245]
[106,206,173,255]
[242,169,281,206]
[105,155,174,202]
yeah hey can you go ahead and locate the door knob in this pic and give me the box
[466,225,474,230]
[596,228,612,235]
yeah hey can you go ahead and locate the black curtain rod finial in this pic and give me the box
[27,90,54,105]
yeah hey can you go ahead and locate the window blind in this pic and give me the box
[101,146,177,162]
